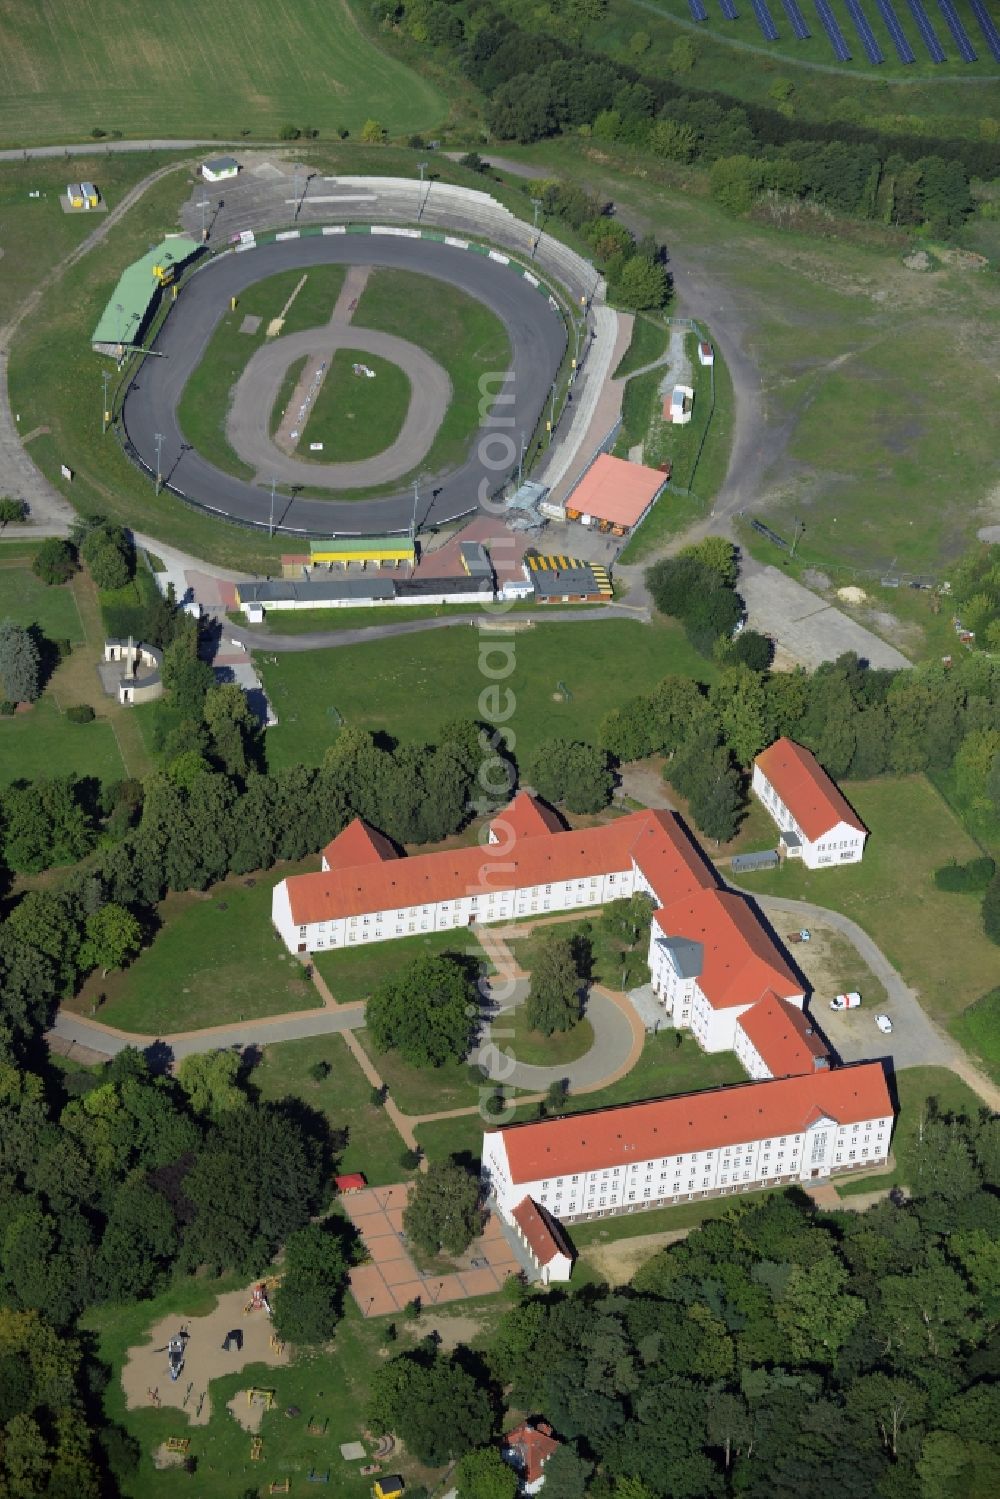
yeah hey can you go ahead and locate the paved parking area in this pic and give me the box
[741,564,909,670]
[343,1184,520,1317]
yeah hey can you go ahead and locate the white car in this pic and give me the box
[875,1013,893,1035]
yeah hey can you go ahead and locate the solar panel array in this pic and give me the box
[968,0,1000,60]
[781,0,812,35]
[687,0,709,19]
[905,0,946,58]
[719,0,740,17]
[751,0,781,37]
[874,0,916,60]
[936,0,978,58]
[844,0,885,58]
[813,0,853,58]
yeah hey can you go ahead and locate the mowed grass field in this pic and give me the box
[0,0,445,146]
[301,348,412,462]
[176,264,347,478]
[70,871,319,1033]
[257,616,716,769]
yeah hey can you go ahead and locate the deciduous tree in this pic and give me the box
[403,1158,481,1258]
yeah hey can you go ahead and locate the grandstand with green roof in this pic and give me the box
[91,236,201,357]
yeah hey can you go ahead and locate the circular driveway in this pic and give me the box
[121,237,567,535]
[227,326,450,488]
[471,978,637,1091]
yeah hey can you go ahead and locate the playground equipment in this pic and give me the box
[269,1483,290,1495]
[164,1438,190,1454]
[249,1388,276,1411]
[166,1333,186,1382]
[372,1478,405,1499]
[270,1332,285,1355]
[307,1470,330,1484]
[251,1437,263,1461]
[372,1435,396,1460]
[245,1276,280,1315]
[307,1418,328,1437]
[222,1328,244,1353]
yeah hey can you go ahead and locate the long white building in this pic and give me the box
[753,738,867,869]
[483,1063,893,1228]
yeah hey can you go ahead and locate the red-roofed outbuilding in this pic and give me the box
[753,739,867,869]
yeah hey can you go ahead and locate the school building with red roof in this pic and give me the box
[753,737,867,869]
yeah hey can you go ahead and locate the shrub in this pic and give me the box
[0,701,14,717]
[934,857,996,894]
[66,705,95,724]
[983,872,1000,945]
[32,538,76,585]
[308,1059,331,1082]
[0,498,26,523]
[279,124,301,140]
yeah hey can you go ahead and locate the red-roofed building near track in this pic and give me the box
[753,738,868,869]
[271,791,893,1270]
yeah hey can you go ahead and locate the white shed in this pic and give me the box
[201,157,239,183]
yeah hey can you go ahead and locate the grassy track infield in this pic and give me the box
[301,349,411,463]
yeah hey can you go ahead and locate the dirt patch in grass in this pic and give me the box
[581,1229,689,1286]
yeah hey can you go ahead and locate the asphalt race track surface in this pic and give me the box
[121,237,566,536]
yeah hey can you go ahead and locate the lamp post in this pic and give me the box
[269,478,276,538]
[101,369,110,435]
[417,161,430,221]
[530,197,542,258]
[197,196,210,241]
[153,432,164,494]
[790,517,805,558]
[548,381,557,443]
[517,431,526,487]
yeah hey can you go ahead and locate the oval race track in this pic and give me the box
[121,237,567,536]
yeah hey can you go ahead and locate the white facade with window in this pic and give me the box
[483,1107,892,1226]
[273,861,638,955]
[751,763,866,870]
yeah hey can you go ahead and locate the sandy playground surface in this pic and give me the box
[121,1286,289,1427]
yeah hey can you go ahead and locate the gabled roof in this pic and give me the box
[736,993,829,1077]
[755,738,867,842]
[284,809,712,927]
[503,1421,561,1486]
[652,889,801,1010]
[511,1196,574,1267]
[322,819,399,872]
[490,1063,892,1182]
[490,792,564,843]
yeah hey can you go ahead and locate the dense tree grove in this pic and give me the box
[383,0,986,232]
[476,1120,1000,1497]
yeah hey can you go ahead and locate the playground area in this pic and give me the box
[121,1282,289,1427]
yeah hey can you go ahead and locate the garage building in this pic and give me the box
[560,453,668,537]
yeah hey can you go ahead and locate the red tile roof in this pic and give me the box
[567,453,666,529]
[755,738,867,842]
[503,1421,561,1486]
[285,808,713,927]
[736,993,829,1077]
[322,819,398,872]
[652,889,802,1010]
[493,1064,892,1182]
[490,791,564,843]
[511,1196,574,1267]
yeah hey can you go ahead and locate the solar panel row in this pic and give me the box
[873,0,916,61]
[813,0,853,58]
[968,0,1000,61]
[719,0,740,18]
[904,0,946,59]
[843,0,885,60]
[781,0,812,36]
[687,0,709,19]
[936,0,978,59]
[751,0,781,38]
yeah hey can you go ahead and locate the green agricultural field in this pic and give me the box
[258,616,716,769]
[0,551,84,641]
[0,0,445,147]
[0,698,124,787]
[301,348,411,463]
[314,928,488,1006]
[250,1035,411,1186]
[734,775,999,1026]
[177,265,347,479]
[72,872,319,1033]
